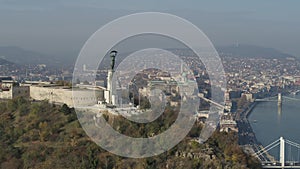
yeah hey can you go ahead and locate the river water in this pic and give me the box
[249,94,300,160]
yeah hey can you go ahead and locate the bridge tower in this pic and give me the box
[278,93,282,106]
[280,137,285,167]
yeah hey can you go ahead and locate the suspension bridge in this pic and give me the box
[253,137,300,168]
[255,93,300,104]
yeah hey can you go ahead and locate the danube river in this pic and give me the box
[249,94,300,160]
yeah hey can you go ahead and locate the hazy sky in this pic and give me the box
[0,0,300,58]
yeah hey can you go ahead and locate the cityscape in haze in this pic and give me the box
[1,1,300,169]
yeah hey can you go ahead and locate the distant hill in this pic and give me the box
[0,58,13,65]
[0,45,296,68]
[217,44,296,59]
[0,46,61,66]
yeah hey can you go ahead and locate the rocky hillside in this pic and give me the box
[0,98,261,169]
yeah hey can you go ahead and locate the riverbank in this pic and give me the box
[236,102,259,145]
[239,91,298,145]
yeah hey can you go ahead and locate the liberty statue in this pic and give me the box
[110,50,117,70]
[105,50,118,105]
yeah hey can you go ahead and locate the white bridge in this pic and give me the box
[253,137,300,168]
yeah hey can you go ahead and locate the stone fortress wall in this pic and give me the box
[0,80,30,100]
[29,85,104,107]
[0,78,104,108]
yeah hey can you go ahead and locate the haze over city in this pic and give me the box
[0,0,300,58]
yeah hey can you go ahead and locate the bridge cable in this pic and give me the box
[256,142,280,157]
[286,139,300,148]
[254,139,280,155]
[285,139,300,162]
[283,96,300,102]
